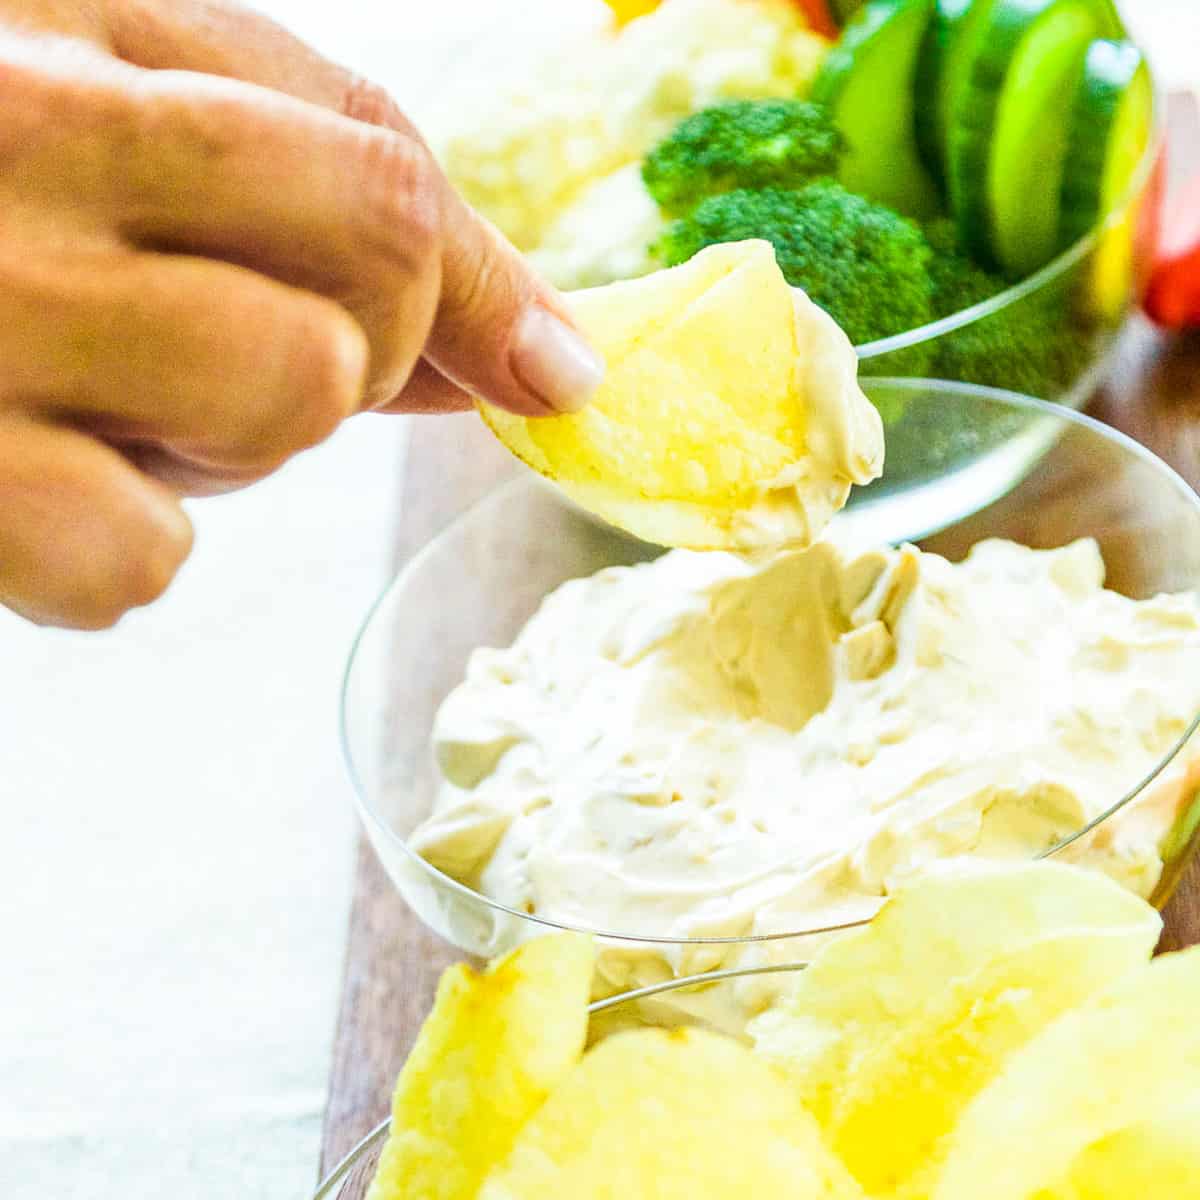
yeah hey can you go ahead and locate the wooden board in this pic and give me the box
[318,413,514,1177]
[317,99,1200,1187]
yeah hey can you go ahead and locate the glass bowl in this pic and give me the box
[341,382,1200,991]
[311,961,810,1200]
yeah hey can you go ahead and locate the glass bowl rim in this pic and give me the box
[853,72,1164,361]
[311,961,813,1200]
[340,380,1200,948]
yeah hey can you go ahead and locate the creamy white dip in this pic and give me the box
[412,537,1200,1011]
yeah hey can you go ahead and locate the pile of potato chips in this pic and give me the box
[366,862,1200,1199]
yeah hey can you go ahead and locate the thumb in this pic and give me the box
[426,191,606,416]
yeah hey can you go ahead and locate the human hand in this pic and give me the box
[0,0,604,629]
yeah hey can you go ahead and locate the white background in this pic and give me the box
[2,2,1196,1198]
[1,3,597,1197]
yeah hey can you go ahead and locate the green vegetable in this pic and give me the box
[644,184,1101,416]
[918,0,995,184]
[812,0,941,218]
[650,181,935,354]
[1160,789,1200,869]
[864,254,1102,477]
[913,0,974,181]
[1086,0,1126,38]
[929,298,1098,421]
[919,219,1098,398]
[919,0,1119,187]
[947,0,1110,274]
[921,216,1005,312]
[988,3,1103,276]
[640,101,843,217]
[1058,39,1154,249]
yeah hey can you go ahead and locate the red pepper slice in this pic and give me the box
[788,0,839,39]
[1144,171,1200,330]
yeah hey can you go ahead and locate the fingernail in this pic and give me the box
[510,307,605,414]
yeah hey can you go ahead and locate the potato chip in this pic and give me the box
[930,947,1200,1200]
[366,933,593,1200]
[480,1027,865,1200]
[481,240,882,551]
[1047,1100,1200,1198]
[749,862,1161,1194]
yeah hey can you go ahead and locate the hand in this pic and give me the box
[0,0,605,629]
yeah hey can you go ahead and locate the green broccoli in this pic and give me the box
[919,218,1098,401]
[641,100,843,217]
[923,218,1007,317]
[861,218,1105,488]
[651,181,934,355]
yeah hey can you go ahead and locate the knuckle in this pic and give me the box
[454,241,509,328]
[70,510,192,629]
[0,62,50,163]
[107,519,191,617]
[195,298,366,472]
[340,75,408,132]
[354,130,442,274]
[258,304,367,458]
[130,82,247,170]
[0,44,133,171]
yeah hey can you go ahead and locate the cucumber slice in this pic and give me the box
[811,0,940,218]
[989,3,1104,275]
[913,0,981,181]
[922,0,1121,192]
[1090,0,1127,37]
[1060,39,1154,318]
[1059,39,1153,247]
[947,0,1104,274]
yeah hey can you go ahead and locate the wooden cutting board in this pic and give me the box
[317,95,1200,1184]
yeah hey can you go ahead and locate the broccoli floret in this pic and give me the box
[922,216,965,261]
[923,218,1008,317]
[857,218,1105,482]
[641,100,843,217]
[919,219,1098,401]
[652,181,934,353]
[931,290,1099,402]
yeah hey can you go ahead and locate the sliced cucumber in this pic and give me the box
[920,0,1121,192]
[811,0,941,218]
[947,0,1104,274]
[1059,39,1153,248]
[1060,39,1154,317]
[989,3,1105,275]
[1089,0,1127,37]
[913,0,982,181]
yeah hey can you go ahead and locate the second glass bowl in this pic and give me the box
[341,383,1200,988]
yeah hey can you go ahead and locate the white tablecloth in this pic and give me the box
[2,3,1195,1198]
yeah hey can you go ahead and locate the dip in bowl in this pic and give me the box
[341,383,1200,1003]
